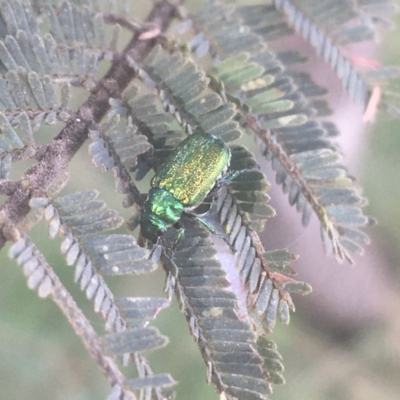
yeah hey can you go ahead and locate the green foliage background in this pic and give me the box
[1,1,400,400]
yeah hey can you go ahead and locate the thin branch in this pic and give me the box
[244,113,326,221]
[7,231,136,399]
[0,0,178,249]
[242,113,349,260]
[103,13,143,32]
[0,180,22,195]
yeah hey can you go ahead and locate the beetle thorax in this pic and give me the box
[140,188,184,243]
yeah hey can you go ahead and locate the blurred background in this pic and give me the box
[1,1,400,399]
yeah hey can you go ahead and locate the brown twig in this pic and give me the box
[0,0,178,249]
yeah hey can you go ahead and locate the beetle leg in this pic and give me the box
[172,222,185,251]
[218,164,260,187]
[188,214,236,253]
[148,236,164,262]
[207,164,260,204]
[206,186,219,204]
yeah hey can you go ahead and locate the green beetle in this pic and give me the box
[140,132,244,247]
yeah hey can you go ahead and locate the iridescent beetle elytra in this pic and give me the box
[140,131,255,248]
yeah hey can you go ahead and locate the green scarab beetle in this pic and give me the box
[140,131,242,246]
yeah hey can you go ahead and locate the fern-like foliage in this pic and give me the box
[0,0,397,399]
[188,1,373,263]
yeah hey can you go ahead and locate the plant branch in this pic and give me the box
[0,0,178,249]
[242,113,350,261]
[7,231,136,398]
